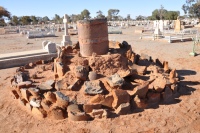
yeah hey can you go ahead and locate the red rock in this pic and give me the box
[35,60,43,65]
[169,78,178,84]
[162,86,173,103]
[89,94,105,104]
[153,78,166,92]
[55,78,69,90]
[41,99,52,111]
[17,81,32,89]
[44,91,57,103]
[68,79,83,91]
[101,94,114,108]
[132,95,147,109]
[32,107,47,118]
[133,81,149,98]
[67,104,81,113]
[56,62,65,79]
[117,69,137,78]
[171,84,178,94]
[147,92,160,104]
[169,69,177,79]
[115,103,130,115]
[83,104,101,113]
[112,89,130,109]
[128,64,147,75]
[163,61,169,73]
[68,111,91,121]
[55,91,69,109]
[91,109,108,118]
[20,88,31,101]
[28,87,40,96]
[48,106,65,120]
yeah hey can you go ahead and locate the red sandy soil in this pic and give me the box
[0,27,200,133]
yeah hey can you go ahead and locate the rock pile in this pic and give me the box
[10,41,179,121]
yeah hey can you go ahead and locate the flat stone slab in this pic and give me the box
[84,80,104,95]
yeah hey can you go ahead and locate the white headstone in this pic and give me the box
[61,14,71,46]
[159,20,164,32]
[44,42,57,53]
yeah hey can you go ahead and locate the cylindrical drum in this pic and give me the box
[77,18,109,57]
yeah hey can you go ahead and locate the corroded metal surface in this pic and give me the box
[77,19,109,56]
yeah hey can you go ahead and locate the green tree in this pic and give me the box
[53,14,62,24]
[117,15,124,21]
[21,16,32,25]
[81,9,90,19]
[107,9,120,21]
[182,0,200,18]
[127,14,131,20]
[0,6,11,26]
[0,6,11,19]
[151,7,167,20]
[96,10,105,18]
[70,14,82,22]
[42,16,50,23]
[30,16,38,24]
[165,11,180,20]
[192,2,200,18]
[136,15,146,20]
[12,15,19,25]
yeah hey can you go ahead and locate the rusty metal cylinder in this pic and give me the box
[77,19,109,57]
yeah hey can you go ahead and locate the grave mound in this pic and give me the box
[9,41,179,121]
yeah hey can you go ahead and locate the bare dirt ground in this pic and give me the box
[0,27,200,133]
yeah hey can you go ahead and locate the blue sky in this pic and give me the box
[1,0,186,19]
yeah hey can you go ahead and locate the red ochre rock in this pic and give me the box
[112,89,130,109]
[48,106,65,120]
[44,91,57,103]
[83,104,102,113]
[132,95,147,109]
[115,102,130,115]
[32,107,47,118]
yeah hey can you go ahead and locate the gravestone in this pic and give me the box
[159,20,164,32]
[44,42,57,53]
[154,20,161,35]
[61,14,72,46]
[153,20,157,28]
[174,16,181,32]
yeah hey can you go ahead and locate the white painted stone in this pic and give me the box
[61,14,71,46]
[44,42,57,53]
[159,20,164,32]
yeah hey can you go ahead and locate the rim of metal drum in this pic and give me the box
[77,18,107,25]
